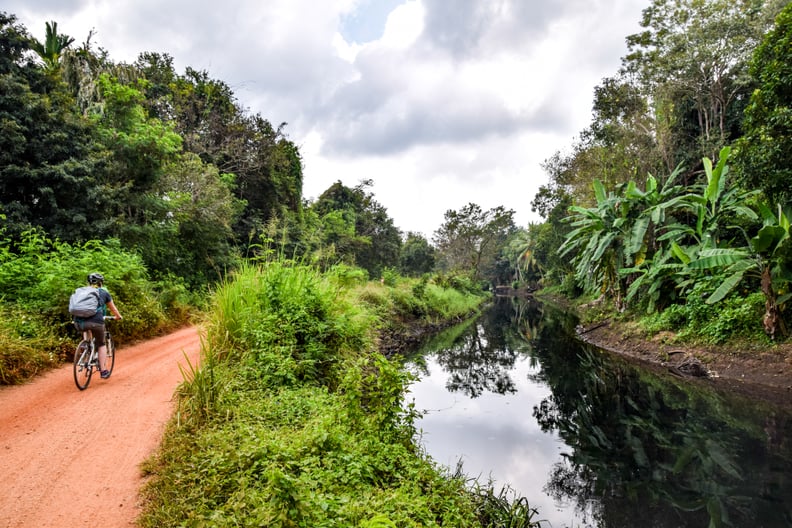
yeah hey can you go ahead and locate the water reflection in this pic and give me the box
[405,297,792,528]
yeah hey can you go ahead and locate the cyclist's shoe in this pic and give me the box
[100,370,111,379]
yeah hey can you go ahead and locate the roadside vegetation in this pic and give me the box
[139,261,544,527]
[0,227,194,384]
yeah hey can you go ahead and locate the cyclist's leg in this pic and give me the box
[96,326,107,371]
[82,322,107,371]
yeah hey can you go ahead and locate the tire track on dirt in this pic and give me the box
[0,326,201,528]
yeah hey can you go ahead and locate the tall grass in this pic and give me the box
[204,261,374,387]
[351,273,486,323]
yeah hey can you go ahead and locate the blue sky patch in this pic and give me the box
[339,0,404,43]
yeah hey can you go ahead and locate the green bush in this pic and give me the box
[0,306,68,384]
[0,229,196,382]
[326,263,369,288]
[642,287,766,344]
[381,266,399,287]
[206,261,374,388]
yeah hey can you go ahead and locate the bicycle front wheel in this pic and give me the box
[73,340,93,390]
[104,333,115,378]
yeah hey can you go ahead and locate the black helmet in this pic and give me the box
[87,272,104,286]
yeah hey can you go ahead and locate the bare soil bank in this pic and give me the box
[577,318,792,409]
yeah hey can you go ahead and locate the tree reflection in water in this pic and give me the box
[410,296,792,528]
[416,297,542,398]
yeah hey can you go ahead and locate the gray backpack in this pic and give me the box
[69,286,101,318]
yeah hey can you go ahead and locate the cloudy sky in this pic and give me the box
[8,0,647,237]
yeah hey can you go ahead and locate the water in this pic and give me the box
[404,297,792,528]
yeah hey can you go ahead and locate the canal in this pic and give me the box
[404,297,792,527]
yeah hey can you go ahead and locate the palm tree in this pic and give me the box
[30,21,74,71]
[504,227,542,285]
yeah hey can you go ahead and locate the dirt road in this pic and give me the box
[0,326,201,528]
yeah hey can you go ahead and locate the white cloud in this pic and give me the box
[7,0,647,237]
[379,0,424,48]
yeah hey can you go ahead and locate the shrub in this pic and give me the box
[642,288,766,344]
[205,261,374,388]
[0,306,67,384]
[326,263,369,288]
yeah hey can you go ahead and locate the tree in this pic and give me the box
[309,180,401,277]
[433,203,515,284]
[132,56,305,243]
[734,2,792,205]
[623,0,778,167]
[501,228,542,286]
[30,20,74,71]
[559,180,635,307]
[92,74,182,212]
[124,153,243,286]
[399,232,436,276]
[0,19,109,242]
[685,203,792,339]
[0,12,33,75]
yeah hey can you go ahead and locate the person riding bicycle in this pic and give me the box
[75,273,122,379]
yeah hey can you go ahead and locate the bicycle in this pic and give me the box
[73,316,117,390]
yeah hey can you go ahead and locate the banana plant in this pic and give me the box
[619,164,691,312]
[30,21,74,71]
[687,203,792,338]
[660,147,758,250]
[560,179,642,309]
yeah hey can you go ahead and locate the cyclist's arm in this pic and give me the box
[106,299,123,320]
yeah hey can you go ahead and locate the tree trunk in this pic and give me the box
[761,266,786,340]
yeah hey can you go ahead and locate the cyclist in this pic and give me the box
[76,273,123,379]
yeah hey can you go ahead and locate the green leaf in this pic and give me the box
[750,225,786,253]
[672,446,697,474]
[777,292,792,305]
[592,232,616,262]
[688,249,749,270]
[645,174,657,195]
[625,180,642,199]
[627,217,650,256]
[671,241,691,264]
[706,439,742,480]
[706,270,745,304]
[593,179,607,204]
[703,156,717,203]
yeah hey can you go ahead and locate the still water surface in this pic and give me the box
[404,297,792,527]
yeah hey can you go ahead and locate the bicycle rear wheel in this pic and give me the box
[104,333,115,378]
[73,340,93,390]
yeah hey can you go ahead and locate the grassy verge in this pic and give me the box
[139,262,544,527]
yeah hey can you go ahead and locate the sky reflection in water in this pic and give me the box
[407,354,584,527]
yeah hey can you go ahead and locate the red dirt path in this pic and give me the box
[0,326,201,528]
